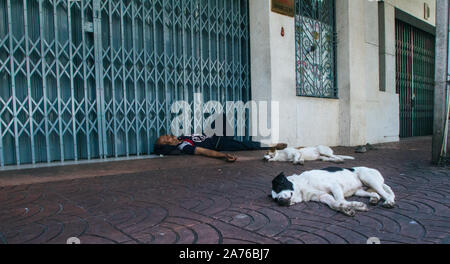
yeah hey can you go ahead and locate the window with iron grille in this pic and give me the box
[295,0,337,98]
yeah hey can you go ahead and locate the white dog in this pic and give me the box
[271,167,396,216]
[264,146,355,165]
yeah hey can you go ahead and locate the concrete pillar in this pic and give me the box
[249,0,275,145]
[336,0,367,146]
[432,0,449,164]
[250,0,297,145]
[373,1,400,144]
[249,0,272,105]
[379,2,396,94]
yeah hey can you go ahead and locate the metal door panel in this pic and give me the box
[0,0,102,166]
[396,20,435,138]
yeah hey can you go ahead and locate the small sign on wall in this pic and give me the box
[271,0,295,17]
[424,3,430,20]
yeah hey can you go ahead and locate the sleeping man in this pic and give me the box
[154,134,286,163]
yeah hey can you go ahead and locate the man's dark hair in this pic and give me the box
[153,144,180,155]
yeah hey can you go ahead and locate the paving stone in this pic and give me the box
[0,137,448,244]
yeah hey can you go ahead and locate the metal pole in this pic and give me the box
[433,0,449,164]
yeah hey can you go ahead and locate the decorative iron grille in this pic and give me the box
[295,0,337,98]
[0,0,250,167]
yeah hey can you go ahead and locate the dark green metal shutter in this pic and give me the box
[396,19,435,138]
[0,0,250,167]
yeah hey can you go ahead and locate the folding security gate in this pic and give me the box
[0,0,250,167]
[396,19,435,138]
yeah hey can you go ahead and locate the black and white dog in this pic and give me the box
[271,167,396,216]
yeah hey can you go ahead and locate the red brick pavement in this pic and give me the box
[0,137,449,244]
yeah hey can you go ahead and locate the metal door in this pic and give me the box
[0,0,250,167]
[97,0,250,158]
[396,19,435,138]
[0,0,102,166]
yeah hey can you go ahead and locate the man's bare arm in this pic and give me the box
[194,147,237,162]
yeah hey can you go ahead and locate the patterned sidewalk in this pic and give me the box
[0,137,449,244]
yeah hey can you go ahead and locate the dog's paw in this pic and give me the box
[352,202,368,212]
[369,197,380,205]
[359,204,369,212]
[382,201,395,209]
[341,207,356,217]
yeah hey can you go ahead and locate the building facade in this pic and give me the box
[251,0,436,148]
[0,0,438,167]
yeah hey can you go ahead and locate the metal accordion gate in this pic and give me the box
[395,19,435,138]
[0,0,250,167]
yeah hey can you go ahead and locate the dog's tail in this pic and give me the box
[334,155,355,160]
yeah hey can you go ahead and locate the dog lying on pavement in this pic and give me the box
[270,167,396,216]
[264,145,355,165]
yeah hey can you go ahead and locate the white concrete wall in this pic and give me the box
[364,0,400,144]
[269,6,341,147]
[249,0,274,145]
[250,0,340,147]
[249,0,427,147]
[387,0,436,26]
[269,10,341,147]
[336,0,369,147]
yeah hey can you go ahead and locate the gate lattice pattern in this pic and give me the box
[0,0,250,167]
[396,20,435,138]
[295,0,336,98]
